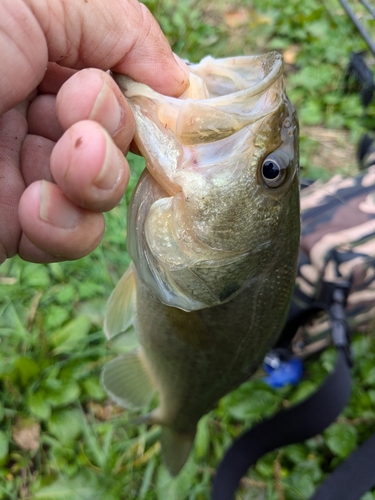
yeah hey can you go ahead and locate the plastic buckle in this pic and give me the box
[328,283,353,367]
[263,349,303,388]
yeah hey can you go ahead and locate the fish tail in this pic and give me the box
[160,427,196,476]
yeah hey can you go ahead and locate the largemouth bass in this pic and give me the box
[102,52,300,475]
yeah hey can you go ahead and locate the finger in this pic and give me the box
[20,134,55,186]
[28,94,64,142]
[25,0,190,96]
[18,180,105,260]
[50,120,129,212]
[0,0,47,115]
[38,63,77,94]
[18,234,65,264]
[111,4,190,95]
[56,69,135,151]
[0,101,29,262]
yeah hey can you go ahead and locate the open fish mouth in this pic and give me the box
[189,51,284,95]
[116,51,284,149]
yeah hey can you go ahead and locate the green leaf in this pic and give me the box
[363,366,375,386]
[288,380,317,405]
[81,377,106,400]
[195,415,210,459]
[368,390,375,405]
[284,444,308,464]
[352,336,371,358]
[138,457,157,499]
[48,262,65,281]
[267,37,292,50]
[325,113,345,129]
[21,264,51,288]
[45,379,81,407]
[77,282,105,300]
[48,409,83,444]
[306,19,330,38]
[324,422,358,458]
[44,305,71,330]
[156,460,197,500]
[227,389,280,421]
[255,452,277,478]
[299,100,323,126]
[288,468,317,498]
[360,492,375,500]
[27,391,51,420]
[32,470,105,499]
[0,431,9,465]
[15,357,40,386]
[50,316,91,354]
[55,284,76,304]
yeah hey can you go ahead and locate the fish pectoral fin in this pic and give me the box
[101,349,156,409]
[160,428,196,476]
[104,265,137,340]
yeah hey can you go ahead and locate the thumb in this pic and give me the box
[26,0,190,94]
[0,0,189,114]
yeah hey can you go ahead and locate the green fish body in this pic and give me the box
[103,52,300,475]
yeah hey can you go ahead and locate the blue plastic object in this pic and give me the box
[263,354,303,388]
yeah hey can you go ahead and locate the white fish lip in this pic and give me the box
[115,51,283,102]
[186,51,284,102]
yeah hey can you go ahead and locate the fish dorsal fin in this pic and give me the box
[160,427,196,477]
[101,349,156,409]
[104,265,136,340]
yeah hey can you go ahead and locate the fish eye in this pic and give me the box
[261,151,290,188]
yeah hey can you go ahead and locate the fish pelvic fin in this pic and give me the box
[101,348,156,409]
[160,427,196,476]
[104,265,136,340]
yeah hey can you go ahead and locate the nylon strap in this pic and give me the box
[310,433,375,500]
[211,349,352,500]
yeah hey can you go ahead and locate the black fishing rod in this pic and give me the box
[359,0,375,19]
[338,0,375,56]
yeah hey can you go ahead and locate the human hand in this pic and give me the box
[0,0,189,264]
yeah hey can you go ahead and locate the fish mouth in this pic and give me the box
[189,51,284,104]
[157,51,286,147]
[114,51,284,147]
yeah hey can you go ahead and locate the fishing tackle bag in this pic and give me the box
[212,164,375,500]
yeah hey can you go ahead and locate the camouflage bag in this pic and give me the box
[212,166,375,500]
[288,165,375,358]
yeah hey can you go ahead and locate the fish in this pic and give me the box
[102,52,300,476]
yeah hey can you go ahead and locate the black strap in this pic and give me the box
[311,433,375,500]
[212,280,375,500]
[211,349,352,500]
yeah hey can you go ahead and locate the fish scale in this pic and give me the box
[102,52,300,475]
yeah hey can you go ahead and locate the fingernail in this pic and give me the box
[90,81,123,136]
[94,133,124,190]
[173,53,190,79]
[40,181,80,228]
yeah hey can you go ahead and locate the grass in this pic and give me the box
[1,0,375,498]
